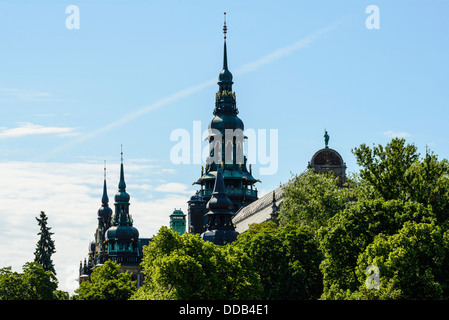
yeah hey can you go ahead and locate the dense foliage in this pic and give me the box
[355,221,449,299]
[232,221,323,299]
[132,226,262,300]
[318,198,436,298]
[0,262,60,300]
[279,169,350,230]
[74,260,136,300]
[352,138,449,224]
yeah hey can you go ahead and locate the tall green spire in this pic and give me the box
[95,162,112,264]
[98,161,112,226]
[114,146,131,226]
[101,161,109,206]
[215,12,236,115]
[118,145,126,191]
[223,12,228,70]
[223,40,228,70]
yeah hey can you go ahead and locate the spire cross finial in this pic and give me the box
[121,144,123,163]
[223,12,227,40]
[104,160,106,180]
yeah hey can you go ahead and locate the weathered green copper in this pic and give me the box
[105,149,140,262]
[170,208,186,235]
[98,164,113,223]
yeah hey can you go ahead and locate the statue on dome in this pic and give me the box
[324,130,330,148]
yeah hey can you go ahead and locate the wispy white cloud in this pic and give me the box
[160,168,176,175]
[0,88,58,102]
[234,20,342,76]
[0,122,78,138]
[155,182,194,195]
[383,130,411,138]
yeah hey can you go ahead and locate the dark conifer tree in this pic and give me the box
[34,211,56,274]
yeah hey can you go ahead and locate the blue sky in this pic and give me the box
[0,1,448,293]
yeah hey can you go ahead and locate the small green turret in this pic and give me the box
[170,208,186,235]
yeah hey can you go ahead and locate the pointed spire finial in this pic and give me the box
[101,160,109,206]
[222,12,228,70]
[118,145,126,191]
[215,11,235,114]
[223,12,227,40]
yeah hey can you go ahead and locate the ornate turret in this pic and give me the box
[105,147,140,264]
[201,165,239,245]
[169,208,186,235]
[187,191,207,234]
[79,150,149,288]
[98,163,113,229]
[93,163,113,264]
[193,13,259,213]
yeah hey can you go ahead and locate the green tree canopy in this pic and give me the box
[352,138,419,201]
[278,169,350,230]
[74,260,136,300]
[0,262,58,300]
[318,198,435,299]
[233,221,323,299]
[355,221,449,299]
[352,138,449,223]
[132,226,262,300]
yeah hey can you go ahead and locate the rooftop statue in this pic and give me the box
[324,130,330,148]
